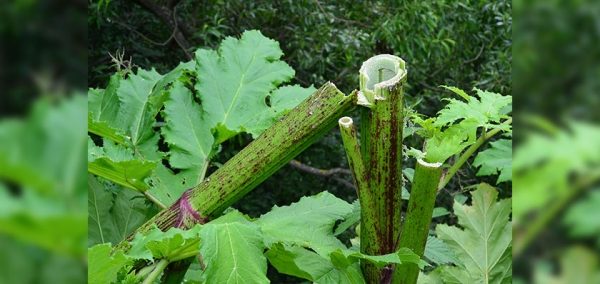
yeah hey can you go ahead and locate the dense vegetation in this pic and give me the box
[89,0,512,216]
[87,30,512,282]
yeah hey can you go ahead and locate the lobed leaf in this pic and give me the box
[256,191,353,257]
[195,30,301,142]
[88,244,132,284]
[162,81,214,171]
[128,224,202,261]
[88,176,154,246]
[200,212,268,284]
[473,139,512,184]
[435,184,512,283]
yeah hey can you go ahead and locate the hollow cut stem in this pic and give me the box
[358,54,407,282]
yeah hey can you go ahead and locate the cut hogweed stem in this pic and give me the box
[393,159,443,284]
[116,82,356,250]
[357,54,407,283]
[338,117,380,254]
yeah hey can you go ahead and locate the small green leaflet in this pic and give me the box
[436,87,512,129]
[473,139,512,184]
[336,248,424,269]
[256,191,353,257]
[88,244,132,284]
[146,164,200,205]
[128,224,202,261]
[88,138,158,191]
[411,86,512,163]
[195,30,308,143]
[423,119,479,163]
[435,183,512,283]
[200,211,269,284]
[88,113,128,146]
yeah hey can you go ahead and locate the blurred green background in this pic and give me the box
[513,0,600,283]
[0,0,87,283]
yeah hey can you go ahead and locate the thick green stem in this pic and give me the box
[142,259,169,284]
[358,55,407,283]
[438,118,512,190]
[338,117,380,258]
[393,159,443,284]
[117,82,355,249]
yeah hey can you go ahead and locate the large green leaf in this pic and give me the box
[473,139,512,184]
[88,158,157,191]
[435,184,512,283]
[88,176,154,246]
[266,244,364,284]
[162,81,214,171]
[200,212,268,284]
[146,164,200,206]
[267,244,422,284]
[88,244,132,284]
[88,74,121,123]
[423,236,458,265]
[256,191,353,257]
[194,30,297,142]
[115,68,164,160]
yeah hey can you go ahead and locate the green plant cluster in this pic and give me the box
[87,28,514,282]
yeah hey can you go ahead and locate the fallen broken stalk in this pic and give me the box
[117,82,355,249]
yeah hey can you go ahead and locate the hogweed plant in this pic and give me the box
[87,30,512,284]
